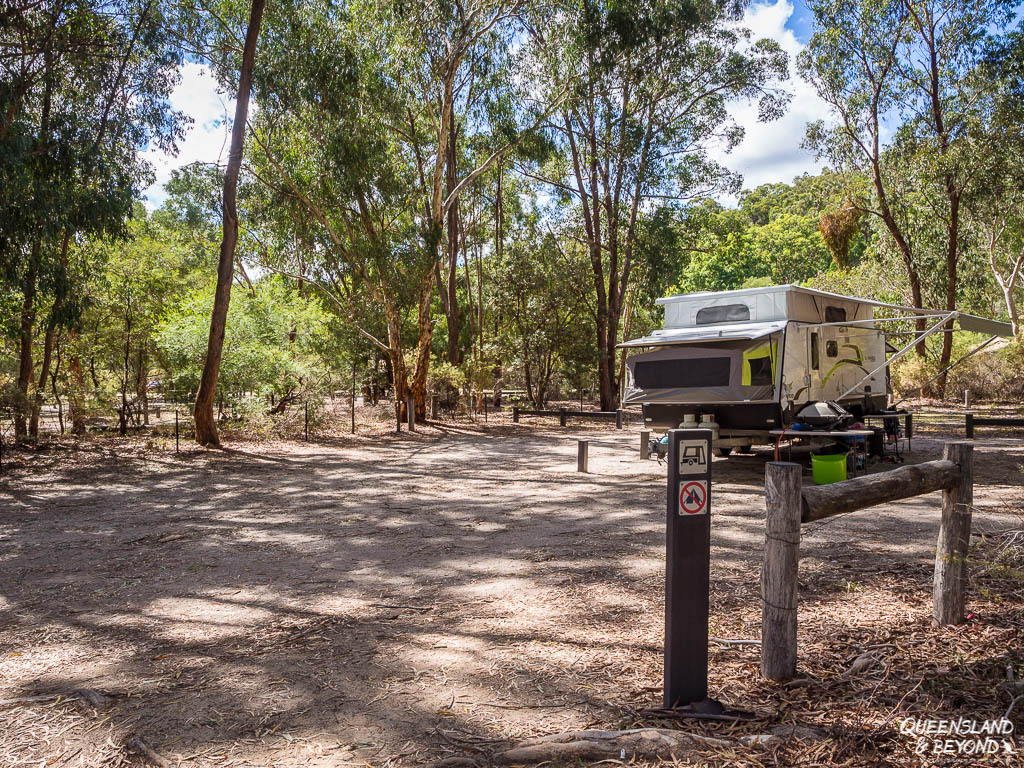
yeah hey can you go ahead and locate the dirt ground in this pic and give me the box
[0,410,1022,767]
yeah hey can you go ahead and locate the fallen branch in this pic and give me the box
[0,688,112,709]
[425,728,734,766]
[125,734,171,768]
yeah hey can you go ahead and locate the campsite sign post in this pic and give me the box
[664,428,712,708]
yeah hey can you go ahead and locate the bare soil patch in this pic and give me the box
[1,411,1021,766]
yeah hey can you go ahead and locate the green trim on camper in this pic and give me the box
[741,340,777,386]
[821,342,871,386]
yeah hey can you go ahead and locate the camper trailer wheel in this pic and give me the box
[717,447,732,457]
[738,444,753,454]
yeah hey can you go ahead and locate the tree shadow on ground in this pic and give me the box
[0,427,1020,766]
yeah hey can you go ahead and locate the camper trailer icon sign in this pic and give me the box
[678,440,708,475]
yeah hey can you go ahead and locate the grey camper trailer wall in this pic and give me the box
[623,338,778,405]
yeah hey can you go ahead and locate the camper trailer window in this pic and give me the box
[811,332,820,370]
[633,357,731,389]
[826,340,839,357]
[825,306,847,323]
[695,303,750,325]
[747,356,773,385]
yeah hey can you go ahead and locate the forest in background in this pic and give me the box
[3,0,1024,444]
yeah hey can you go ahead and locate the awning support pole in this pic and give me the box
[838,313,955,401]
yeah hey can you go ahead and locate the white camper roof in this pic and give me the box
[649,284,1012,338]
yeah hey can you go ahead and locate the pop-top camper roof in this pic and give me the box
[619,284,1012,348]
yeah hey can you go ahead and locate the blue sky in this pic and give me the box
[143,0,828,209]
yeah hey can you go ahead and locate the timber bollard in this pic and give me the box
[577,439,589,472]
[430,393,439,420]
[305,401,309,441]
[905,413,913,450]
[175,411,179,454]
[559,408,567,427]
[407,396,415,432]
[640,430,651,460]
[964,389,970,409]
[513,406,520,423]
[933,442,973,625]
[615,409,623,429]
[965,412,974,439]
[761,461,801,681]
[351,364,357,434]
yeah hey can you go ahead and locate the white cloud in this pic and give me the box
[710,0,832,202]
[142,61,235,208]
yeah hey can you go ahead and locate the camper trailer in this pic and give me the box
[620,284,1012,453]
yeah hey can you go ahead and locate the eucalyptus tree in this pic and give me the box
[523,0,789,409]
[0,0,187,438]
[244,0,565,419]
[801,0,1018,395]
[966,31,1024,338]
[190,0,266,446]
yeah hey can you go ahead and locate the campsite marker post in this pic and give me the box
[664,428,712,708]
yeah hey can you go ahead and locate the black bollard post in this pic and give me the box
[559,407,567,427]
[175,411,179,454]
[616,409,623,429]
[351,364,356,435]
[965,412,974,439]
[305,401,309,441]
[664,428,713,707]
[513,406,520,423]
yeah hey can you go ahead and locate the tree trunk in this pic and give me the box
[136,345,148,426]
[408,270,434,420]
[444,109,461,366]
[29,311,58,439]
[617,280,636,406]
[67,330,87,435]
[193,0,266,447]
[15,258,38,439]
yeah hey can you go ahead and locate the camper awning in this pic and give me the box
[617,320,787,349]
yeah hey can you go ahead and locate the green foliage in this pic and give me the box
[157,276,334,401]
[671,179,840,293]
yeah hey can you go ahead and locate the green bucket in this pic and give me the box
[811,453,847,485]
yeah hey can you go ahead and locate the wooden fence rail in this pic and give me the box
[964,412,1024,438]
[513,406,624,429]
[761,442,973,681]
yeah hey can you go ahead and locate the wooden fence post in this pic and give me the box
[430,393,439,420]
[559,407,567,427]
[577,440,589,472]
[407,396,416,432]
[762,461,802,681]
[615,409,623,429]
[640,430,650,460]
[933,442,973,625]
[513,406,519,423]
[964,412,974,439]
